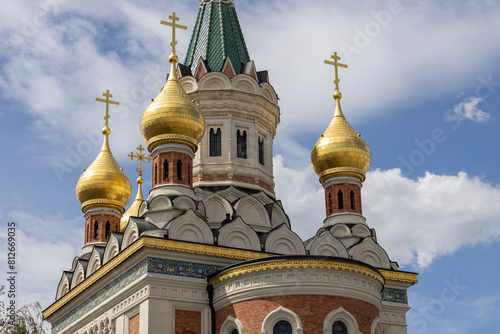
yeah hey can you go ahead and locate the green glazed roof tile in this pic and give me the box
[184,1,250,73]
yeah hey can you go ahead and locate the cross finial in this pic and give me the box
[95,90,119,128]
[160,12,187,55]
[128,145,151,176]
[324,52,348,92]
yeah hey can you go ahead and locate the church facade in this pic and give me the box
[43,1,417,333]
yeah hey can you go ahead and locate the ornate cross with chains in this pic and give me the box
[95,90,119,127]
[128,145,151,176]
[324,52,348,91]
[160,12,187,54]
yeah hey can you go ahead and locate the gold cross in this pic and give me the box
[128,144,151,176]
[95,90,119,127]
[160,12,187,54]
[324,52,348,91]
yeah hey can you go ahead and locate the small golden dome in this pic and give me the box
[140,55,205,152]
[76,127,132,213]
[311,92,371,183]
[120,176,145,232]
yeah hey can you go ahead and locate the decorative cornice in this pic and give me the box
[43,237,272,320]
[209,259,384,285]
[379,269,418,284]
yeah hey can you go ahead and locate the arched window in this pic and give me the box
[338,190,344,210]
[230,330,238,334]
[350,190,355,210]
[259,136,265,165]
[164,159,169,180]
[332,321,347,334]
[154,163,158,184]
[188,163,191,186]
[105,221,110,239]
[237,129,247,159]
[94,221,98,239]
[274,321,292,334]
[328,192,332,214]
[210,128,222,156]
[177,160,182,180]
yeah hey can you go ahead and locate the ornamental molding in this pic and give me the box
[210,259,384,285]
[379,269,418,284]
[43,237,272,320]
[82,199,125,213]
[147,134,199,152]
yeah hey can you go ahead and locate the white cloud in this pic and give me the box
[0,209,82,310]
[275,163,500,269]
[453,96,491,122]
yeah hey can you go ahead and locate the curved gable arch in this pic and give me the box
[71,261,87,288]
[149,196,172,211]
[323,307,361,334]
[102,235,121,265]
[56,272,71,299]
[264,225,305,255]
[199,72,231,90]
[260,82,278,104]
[122,221,140,249]
[180,76,198,93]
[307,231,348,258]
[173,195,197,211]
[350,238,391,269]
[202,193,233,223]
[218,217,260,251]
[168,210,214,244]
[232,74,260,94]
[234,195,271,229]
[271,203,290,228]
[86,248,103,277]
[220,315,245,334]
[261,306,303,334]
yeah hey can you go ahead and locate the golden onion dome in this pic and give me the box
[140,54,205,152]
[311,91,371,183]
[120,175,145,232]
[76,127,132,213]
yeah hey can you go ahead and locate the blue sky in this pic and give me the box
[1,0,500,333]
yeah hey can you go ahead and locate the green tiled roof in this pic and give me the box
[184,0,251,73]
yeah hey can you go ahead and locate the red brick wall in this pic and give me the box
[175,310,201,334]
[215,295,378,334]
[325,183,362,216]
[129,314,139,334]
[84,214,119,245]
[153,152,193,188]
[194,174,274,194]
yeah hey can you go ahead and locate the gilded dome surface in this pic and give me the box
[140,55,205,152]
[76,129,132,213]
[311,95,371,182]
[120,176,144,232]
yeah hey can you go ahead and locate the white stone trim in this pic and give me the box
[322,176,363,189]
[322,307,361,334]
[260,306,303,334]
[220,315,245,334]
[371,317,382,334]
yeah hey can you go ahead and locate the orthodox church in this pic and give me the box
[43,1,417,333]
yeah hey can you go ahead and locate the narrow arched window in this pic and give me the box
[188,163,192,186]
[105,221,110,239]
[273,321,292,334]
[259,136,265,165]
[177,160,182,180]
[328,192,333,214]
[164,159,169,180]
[338,190,344,210]
[237,129,247,159]
[333,321,347,334]
[94,221,98,239]
[230,330,238,334]
[350,190,355,210]
[154,163,158,184]
[210,128,222,156]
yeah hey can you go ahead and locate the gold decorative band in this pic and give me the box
[43,237,272,319]
[147,133,198,152]
[319,167,365,182]
[81,199,125,212]
[210,259,384,285]
[379,269,418,284]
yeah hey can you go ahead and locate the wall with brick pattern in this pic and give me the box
[175,309,202,334]
[215,295,378,334]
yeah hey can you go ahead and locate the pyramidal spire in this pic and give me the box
[184,0,250,72]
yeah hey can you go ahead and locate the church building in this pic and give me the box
[43,1,417,333]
